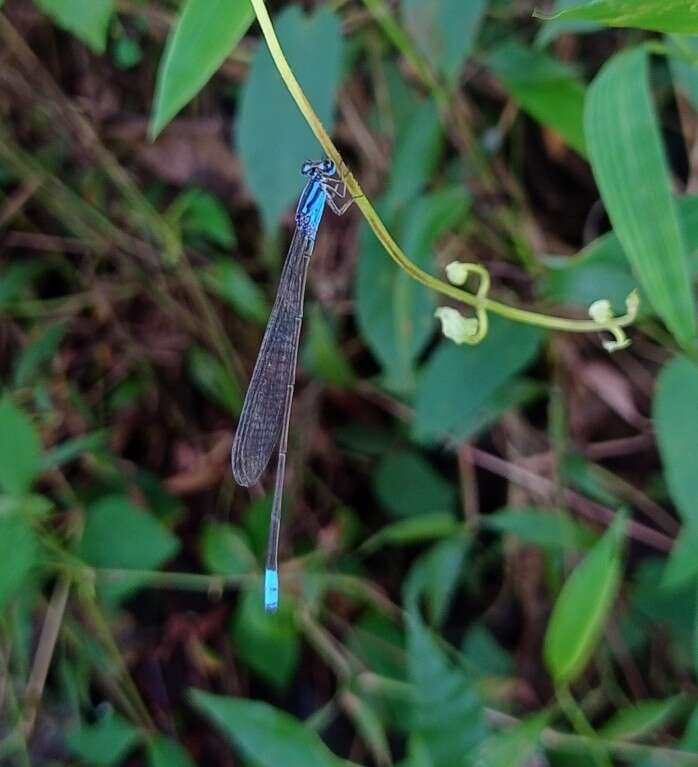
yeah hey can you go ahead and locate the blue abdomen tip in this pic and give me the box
[264,569,279,612]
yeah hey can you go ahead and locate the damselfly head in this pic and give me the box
[301,159,336,178]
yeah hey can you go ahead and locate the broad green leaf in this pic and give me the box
[661,523,698,590]
[404,536,468,626]
[35,0,114,53]
[585,48,695,345]
[199,522,256,575]
[172,188,236,248]
[536,0,600,46]
[461,625,513,678]
[0,502,38,610]
[151,0,254,137]
[403,0,486,84]
[231,586,300,690]
[467,712,548,767]
[357,188,469,393]
[201,259,269,326]
[0,397,42,496]
[302,305,356,388]
[361,512,460,553]
[536,0,698,34]
[373,450,456,518]
[544,514,626,684]
[670,36,698,112]
[484,507,596,550]
[146,735,196,767]
[407,611,488,766]
[67,711,139,766]
[190,690,345,767]
[0,261,46,307]
[487,42,586,155]
[654,357,698,524]
[599,697,681,740]
[78,495,179,601]
[14,322,67,387]
[413,317,542,443]
[187,345,243,416]
[237,6,343,229]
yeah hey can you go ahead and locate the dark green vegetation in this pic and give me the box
[2,0,698,765]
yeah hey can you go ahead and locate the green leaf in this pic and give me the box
[150,0,254,137]
[413,317,542,443]
[237,6,344,229]
[654,356,698,524]
[536,0,698,34]
[190,690,344,767]
[662,523,698,590]
[78,495,179,601]
[670,36,698,112]
[487,41,586,155]
[146,735,196,767]
[361,512,460,553]
[43,430,108,471]
[231,586,300,690]
[302,305,355,388]
[373,450,456,518]
[357,188,469,393]
[187,345,243,416]
[403,0,486,83]
[585,48,695,345]
[201,259,269,326]
[14,322,67,387]
[407,611,488,766]
[67,710,140,766]
[404,536,468,627]
[0,501,38,610]
[0,397,42,496]
[461,625,513,678]
[599,697,681,740]
[467,712,548,767]
[544,513,626,684]
[172,188,236,248]
[484,507,596,550]
[35,0,114,53]
[199,522,256,575]
[341,691,392,767]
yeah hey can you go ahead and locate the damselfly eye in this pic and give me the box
[301,161,312,176]
[321,160,335,174]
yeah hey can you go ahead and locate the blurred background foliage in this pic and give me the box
[2,0,698,765]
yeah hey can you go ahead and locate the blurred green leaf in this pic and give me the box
[403,0,486,83]
[78,495,179,601]
[231,586,300,690]
[536,0,698,33]
[544,513,626,684]
[357,187,469,393]
[342,691,392,767]
[536,0,600,46]
[201,259,269,325]
[187,345,243,416]
[0,501,38,610]
[199,522,256,575]
[150,0,254,137]
[484,507,596,550]
[599,697,681,739]
[43,431,108,471]
[190,690,345,767]
[413,317,542,443]
[0,397,42,496]
[14,322,67,387]
[404,536,468,627]
[407,611,488,766]
[362,512,460,553]
[585,48,695,345]
[146,735,196,767]
[669,36,698,112]
[35,0,114,53]
[661,523,698,590]
[302,305,355,388]
[654,356,698,524]
[461,625,513,678]
[0,262,46,307]
[172,188,236,248]
[237,6,343,229]
[113,34,143,70]
[467,712,548,767]
[373,450,456,518]
[67,710,139,766]
[487,41,586,155]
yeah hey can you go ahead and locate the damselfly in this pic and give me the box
[231,159,353,611]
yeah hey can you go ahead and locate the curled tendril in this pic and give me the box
[588,290,640,352]
[434,262,491,345]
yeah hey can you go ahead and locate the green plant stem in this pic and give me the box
[247,0,635,337]
[556,684,613,767]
